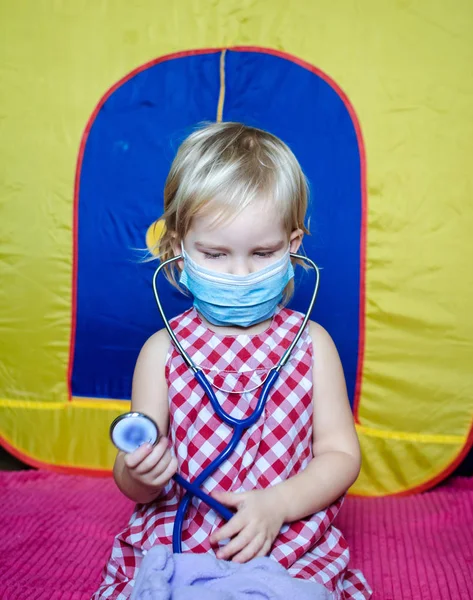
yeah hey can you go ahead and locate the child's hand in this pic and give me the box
[124,437,178,493]
[209,487,286,563]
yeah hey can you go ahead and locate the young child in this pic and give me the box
[94,122,372,599]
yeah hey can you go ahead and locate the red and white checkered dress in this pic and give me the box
[94,307,371,599]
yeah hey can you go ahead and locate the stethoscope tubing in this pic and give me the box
[173,473,235,522]
[152,253,320,553]
[172,427,242,551]
[171,370,280,551]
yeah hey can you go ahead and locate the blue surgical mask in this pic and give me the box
[179,245,294,327]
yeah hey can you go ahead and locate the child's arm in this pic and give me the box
[267,321,361,520]
[211,321,360,562]
[113,329,178,504]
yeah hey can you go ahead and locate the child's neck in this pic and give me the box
[198,312,274,336]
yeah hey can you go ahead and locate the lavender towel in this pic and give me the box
[130,546,332,600]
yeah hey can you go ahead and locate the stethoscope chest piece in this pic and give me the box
[110,412,160,454]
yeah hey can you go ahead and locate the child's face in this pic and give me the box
[179,199,303,275]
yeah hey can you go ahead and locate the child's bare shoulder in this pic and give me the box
[139,328,171,361]
[307,320,330,338]
[307,321,339,354]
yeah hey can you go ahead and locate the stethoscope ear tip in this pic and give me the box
[110,412,160,454]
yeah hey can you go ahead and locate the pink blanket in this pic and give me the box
[1,471,472,599]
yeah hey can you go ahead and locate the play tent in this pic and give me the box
[1,1,472,497]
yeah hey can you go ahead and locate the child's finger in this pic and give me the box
[146,449,173,479]
[124,443,153,469]
[255,539,272,559]
[134,438,168,474]
[231,533,266,563]
[211,490,243,508]
[151,456,178,488]
[215,526,253,561]
[210,513,245,545]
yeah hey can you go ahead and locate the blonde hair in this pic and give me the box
[156,122,310,298]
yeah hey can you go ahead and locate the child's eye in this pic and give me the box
[203,252,224,259]
[254,251,275,258]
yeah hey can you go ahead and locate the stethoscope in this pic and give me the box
[110,253,320,553]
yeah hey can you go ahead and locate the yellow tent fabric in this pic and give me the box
[0,0,472,494]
